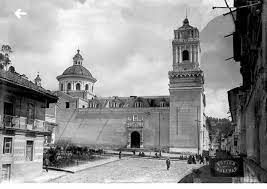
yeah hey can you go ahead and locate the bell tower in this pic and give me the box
[172,17,201,71]
[168,17,205,154]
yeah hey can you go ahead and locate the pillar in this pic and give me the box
[127,132,131,148]
[190,46,192,62]
[173,46,176,65]
[175,46,178,63]
[140,130,144,148]
[179,46,182,63]
[196,47,199,63]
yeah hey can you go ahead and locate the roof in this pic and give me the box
[57,65,97,82]
[88,96,170,108]
[0,69,58,102]
[63,65,92,77]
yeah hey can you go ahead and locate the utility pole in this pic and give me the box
[195,106,200,155]
[159,111,161,153]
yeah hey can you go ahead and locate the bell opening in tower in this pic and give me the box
[182,50,189,61]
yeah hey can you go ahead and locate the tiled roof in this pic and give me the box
[88,96,170,108]
[0,69,57,101]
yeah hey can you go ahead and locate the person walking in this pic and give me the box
[44,156,49,172]
[166,158,171,170]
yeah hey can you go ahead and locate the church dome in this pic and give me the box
[62,65,93,77]
[56,49,97,83]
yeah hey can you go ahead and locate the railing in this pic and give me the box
[1,114,49,132]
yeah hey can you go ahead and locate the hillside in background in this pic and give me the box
[200,15,242,90]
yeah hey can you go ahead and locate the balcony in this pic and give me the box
[1,114,50,133]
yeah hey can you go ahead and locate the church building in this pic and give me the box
[51,18,209,154]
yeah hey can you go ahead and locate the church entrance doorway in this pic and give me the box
[131,131,140,148]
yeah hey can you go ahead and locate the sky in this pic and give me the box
[0,0,240,118]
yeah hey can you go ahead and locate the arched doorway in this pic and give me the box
[131,131,140,148]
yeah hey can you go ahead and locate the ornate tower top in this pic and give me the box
[73,49,84,65]
[172,17,200,72]
[169,17,204,85]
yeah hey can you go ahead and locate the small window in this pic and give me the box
[66,102,70,109]
[160,102,166,107]
[82,105,85,108]
[182,50,189,61]
[67,83,71,90]
[2,164,11,181]
[26,141,34,161]
[76,83,81,91]
[60,83,64,91]
[85,84,89,91]
[3,137,12,154]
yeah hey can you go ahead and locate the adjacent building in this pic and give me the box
[0,67,57,182]
[228,0,267,183]
[52,18,209,154]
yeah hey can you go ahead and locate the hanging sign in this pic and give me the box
[210,158,244,177]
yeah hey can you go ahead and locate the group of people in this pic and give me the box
[187,154,208,165]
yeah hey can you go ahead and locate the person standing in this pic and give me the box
[44,156,49,172]
[166,158,171,170]
[119,151,122,159]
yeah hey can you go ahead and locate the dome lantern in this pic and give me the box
[73,49,83,65]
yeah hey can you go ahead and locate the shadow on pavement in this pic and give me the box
[178,165,233,183]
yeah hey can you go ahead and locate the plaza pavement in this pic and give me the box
[26,156,119,183]
[50,157,202,183]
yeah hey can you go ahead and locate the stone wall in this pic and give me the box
[55,107,170,150]
[169,88,202,153]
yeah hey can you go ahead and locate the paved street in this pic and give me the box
[50,158,202,183]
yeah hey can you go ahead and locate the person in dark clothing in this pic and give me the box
[192,156,196,164]
[119,151,122,159]
[187,155,192,164]
[44,156,49,172]
[166,158,171,170]
[199,155,204,164]
[205,156,209,165]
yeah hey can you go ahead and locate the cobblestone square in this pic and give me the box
[50,158,201,183]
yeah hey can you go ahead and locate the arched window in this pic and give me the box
[76,83,81,90]
[182,50,189,61]
[67,83,71,90]
[60,84,64,91]
[85,84,89,91]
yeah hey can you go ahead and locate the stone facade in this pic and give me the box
[168,18,205,153]
[56,49,97,100]
[0,68,57,182]
[228,0,267,183]
[53,18,209,154]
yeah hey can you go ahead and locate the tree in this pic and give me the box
[0,45,12,70]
